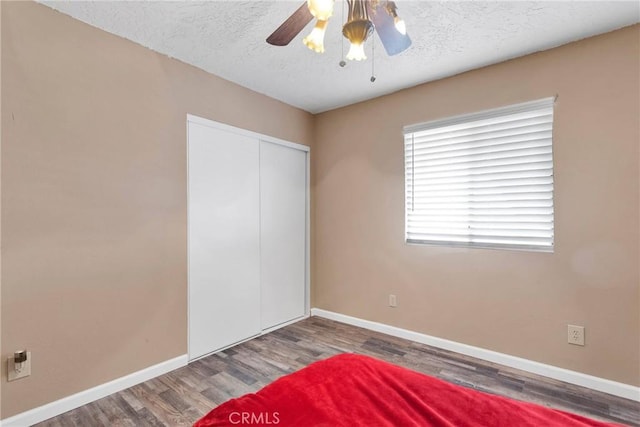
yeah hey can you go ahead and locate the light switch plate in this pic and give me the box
[8,351,31,381]
[389,294,397,307]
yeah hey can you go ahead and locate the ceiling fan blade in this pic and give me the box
[266,2,314,46]
[368,1,412,56]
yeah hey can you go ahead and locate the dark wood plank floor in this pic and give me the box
[37,316,640,426]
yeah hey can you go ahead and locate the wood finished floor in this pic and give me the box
[37,316,639,427]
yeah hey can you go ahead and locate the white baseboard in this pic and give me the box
[311,308,640,402]
[1,354,188,427]
[3,310,637,427]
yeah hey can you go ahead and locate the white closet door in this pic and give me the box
[260,141,307,330]
[188,122,261,360]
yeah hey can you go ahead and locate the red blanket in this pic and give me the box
[195,353,621,427]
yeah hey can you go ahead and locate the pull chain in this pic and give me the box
[370,38,376,82]
[339,0,346,67]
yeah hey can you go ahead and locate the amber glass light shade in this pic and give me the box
[346,42,367,61]
[303,20,329,53]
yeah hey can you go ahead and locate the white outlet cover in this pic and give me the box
[567,325,585,346]
[8,351,32,381]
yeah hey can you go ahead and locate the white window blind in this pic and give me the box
[404,98,555,252]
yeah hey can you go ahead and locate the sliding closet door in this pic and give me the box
[188,122,261,360]
[260,141,307,330]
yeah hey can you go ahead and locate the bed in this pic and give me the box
[194,353,620,426]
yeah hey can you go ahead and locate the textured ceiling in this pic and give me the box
[40,1,639,114]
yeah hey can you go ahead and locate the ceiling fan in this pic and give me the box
[266,0,411,62]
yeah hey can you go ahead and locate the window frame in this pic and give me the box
[403,97,556,253]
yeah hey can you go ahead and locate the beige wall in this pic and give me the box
[1,0,638,419]
[0,2,313,417]
[313,24,640,386]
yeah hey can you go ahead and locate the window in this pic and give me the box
[404,98,555,252]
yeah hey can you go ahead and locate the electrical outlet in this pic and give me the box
[567,325,585,346]
[8,351,31,381]
[389,294,397,308]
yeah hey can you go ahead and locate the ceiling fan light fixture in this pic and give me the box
[307,0,334,21]
[386,1,407,35]
[303,19,328,53]
[342,0,374,61]
[346,42,367,61]
[394,17,406,35]
[266,0,412,67]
